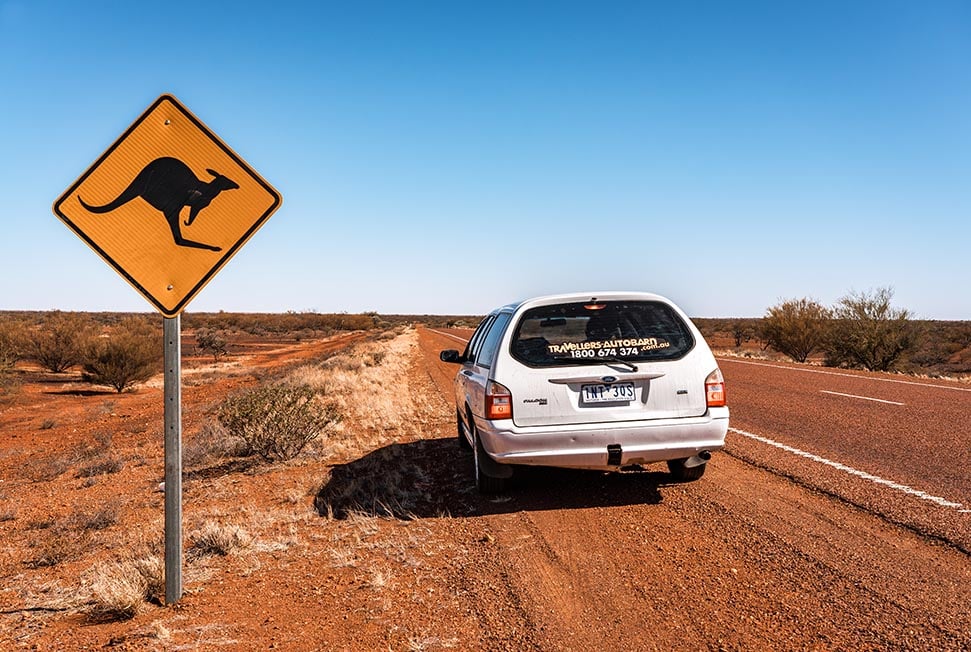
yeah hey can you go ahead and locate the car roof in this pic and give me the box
[497,291,675,314]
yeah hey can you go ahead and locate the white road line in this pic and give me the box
[428,329,470,344]
[720,357,971,393]
[729,427,967,512]
[819,390,905,406]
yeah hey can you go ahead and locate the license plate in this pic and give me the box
[581,382,635,404]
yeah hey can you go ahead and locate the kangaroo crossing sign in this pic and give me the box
[53,94,282,317]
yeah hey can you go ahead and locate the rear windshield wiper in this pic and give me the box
[573,356,639,372]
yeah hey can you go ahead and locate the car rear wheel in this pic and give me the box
[471,421,508,494]
[667,458,707,482]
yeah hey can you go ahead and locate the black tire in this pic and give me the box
[457,410,471,450]
[667,458,707,482]
[472,422,508,494]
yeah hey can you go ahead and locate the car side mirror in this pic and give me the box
[440,349,463,364]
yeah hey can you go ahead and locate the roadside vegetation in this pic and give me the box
[217,383,342,462]
[760,297,831,363]
[0,310,397,395]
[2,321,442,638]
[697,286,970,377]
[81,317,161,392]
[0,299,967,396]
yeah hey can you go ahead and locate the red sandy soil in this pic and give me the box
[1,327,969,651]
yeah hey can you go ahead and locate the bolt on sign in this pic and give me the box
[53,94,282,317]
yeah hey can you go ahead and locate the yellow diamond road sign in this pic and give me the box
[53,94,282,317]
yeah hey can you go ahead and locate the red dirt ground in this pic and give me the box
[2,326,969,651]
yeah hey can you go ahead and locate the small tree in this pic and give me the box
[731,320,753,348]
[195,328,229,362]
[825,287,920,372]
[761,298,831,363]
[82,318,161,392]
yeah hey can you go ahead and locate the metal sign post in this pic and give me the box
[163,315,182,603]
[53,95,280,606]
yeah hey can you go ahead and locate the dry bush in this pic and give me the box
[195,327,229,361]
[217,383,342,462]
[25,505,122,567]
[66,502,121,531]
[128,554,166,605]
[0,370,22,400]
[81,317,161,392]
[85,555,163,620]
[0,503,16,522]
[27,311,99,373]
[76,455,125,478]
[188,521,252,559]
[23,452,75,482]
[28,524,89,568]
[82,431,114,454]
[0,316,27,372]
[183,420,249,469]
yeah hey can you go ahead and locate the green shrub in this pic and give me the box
[27,311,98,373]
[217,383,341,462]
[825,287,921,372]
[761,298,831,362]
[81,318,161,392]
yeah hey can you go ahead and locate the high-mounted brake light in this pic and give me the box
[705,368,726,407]
[486,380,513,420]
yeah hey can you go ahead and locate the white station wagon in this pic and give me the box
[440,292,729,493]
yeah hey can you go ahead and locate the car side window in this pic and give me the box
[464,315,495,362]
[476,313,512,368]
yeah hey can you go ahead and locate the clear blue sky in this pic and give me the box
[2,1,969,318]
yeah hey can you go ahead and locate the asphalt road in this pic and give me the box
[720,356,970,551]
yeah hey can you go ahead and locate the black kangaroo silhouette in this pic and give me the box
[78,157,239,252]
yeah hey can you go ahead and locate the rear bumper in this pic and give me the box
[473,407,729,471]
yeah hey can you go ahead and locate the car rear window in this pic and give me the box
[510,300,695,367]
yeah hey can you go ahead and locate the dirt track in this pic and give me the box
[2,326,969,650]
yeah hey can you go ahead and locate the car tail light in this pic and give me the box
[705,368,726,407]
[486,380,513,420]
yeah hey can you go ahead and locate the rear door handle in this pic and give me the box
[462,370,474,377]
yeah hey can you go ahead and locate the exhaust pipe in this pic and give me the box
[683,450,712,469]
